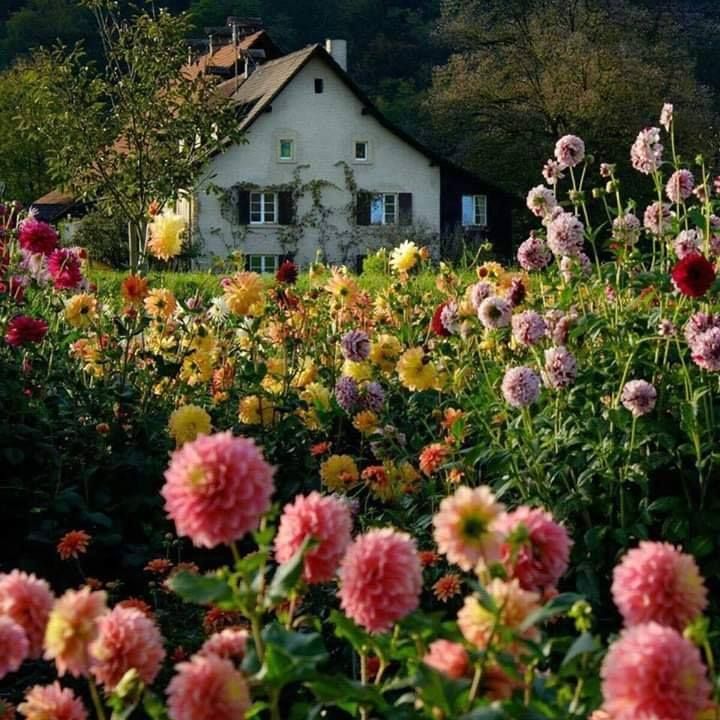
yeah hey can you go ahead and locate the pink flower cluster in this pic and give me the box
[477,296,512,329]
[511,310,546,347]
[526,185,557,218]
[620,379,657,417]
[543,346,577,389]
[666,169,695,203]
[554,134,585,168]
[630,127,663,174]
[501,366,541,408]
[546,210,584,257]
[643,201,672,235]
[517,232,551,271]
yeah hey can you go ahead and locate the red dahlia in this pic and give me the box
[276,259,298,285]
[671,253,716,297]
[47,248,83,290]
[18,218,59,255]
[5,315,48,347]
[430,302,450,337]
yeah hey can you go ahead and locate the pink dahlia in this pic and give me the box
[546,211,584,257]
[275,491,352,584]
[18,683,87,720]
[477,296,511,329]
[0,570,54,658]
[18,218,58,256]
[494,506,572,592]
[666,169,695,203]
[685,312,720,347]
[526,185,557,218]
[5,315,48,347]
[0,617,28,679]
[542,159,565,184]
[674,229,701,259]
[517,233,551,271]
[542,346,577,390]
[423,640,469,679]
[660,102,674,131]
[198,628,248,664]
[691,328,720,371]
[44,586,108,677]
[643,201,672,235]
[554,134,585,167]
[338,528,422,633]
[469,281,493,310]
[167,653,250,720]
[90,605,165,690]
[162,431,275,548]
[612,541,707,630]
[433,485,504,571]
[601,622,710,720]
[501,366,541,408]
[631,127,663,174]
[620,380,657,417]
[47,249,83,290]
[612,213,641,246]
[511,310,546,347]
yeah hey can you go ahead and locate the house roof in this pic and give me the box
[33,190,75,206]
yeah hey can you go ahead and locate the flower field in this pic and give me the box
[2,105,720,718]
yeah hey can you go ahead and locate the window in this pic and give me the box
[354,141,368,161]
[250,192,277,224]
[314,78,324,93]
[278,139,294,161]
[462,194,488,227]
[370,193,397,225]
[248,254,279,274]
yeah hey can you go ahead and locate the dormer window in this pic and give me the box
[279,139,294,161]
[354,141,369,161]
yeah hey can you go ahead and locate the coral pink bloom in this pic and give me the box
[44,587,108,677]
[495,507,572,592]
[18,218,58,256]
[47,248,83,290]
[0,617,29,679]
[90,606,165,690]
[0,570,54,658]
[433,485,504,571]
[601,622,711,720]
[612,541,707,630]
[18,682,87,720]
[162,432,275,548]
[275,492,352,584]
[423,640,469,679]
[338,528,422,633]
[5,315,48,347]
[198,628,248,664]
[167,654,250,720]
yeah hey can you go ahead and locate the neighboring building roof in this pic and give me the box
[31,190,84,222]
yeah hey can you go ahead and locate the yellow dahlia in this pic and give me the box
[238,395,275,426]
[168,404,211,446]
[369,334,402,372]
[325,269,359,304]
[352,410,378,434]
[389,241,420,273]
[320,454,359,491]
[396,347,437,391]
[223,272,265,316]
[65,293,98,329]
[300,382,332,411]
[180,352,213,386]
[144,288,177,319]
[147,214,186,261]
[342,359,372,382]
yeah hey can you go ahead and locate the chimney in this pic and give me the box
[325,39,347,72]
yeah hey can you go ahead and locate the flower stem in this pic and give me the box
[88,679,107,720]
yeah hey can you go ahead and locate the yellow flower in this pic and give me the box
[180,352,213,386]
[147,214,186,261]
[223,272,265,316]
[325,268,359,304]
[168,404,211,446]
[238,395,275,426]
[300,382,332,411]
[476,261,505,280]
[389,240,420,273]
[189,325,217,354]
[320,454,359,491]
[70,338,104,377]
[396,347,437,391]
[290,357,317,388]
[369,334,402,372]
[144,288,177,319]
[342,359,372,382]
[64,293,98,329]
[353,410,378,434]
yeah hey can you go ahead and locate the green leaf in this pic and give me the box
[306,674,390,711]
[520,592,584,631]
[167,571,233,605]
[257,622,328,687]
[330,609,373,652]
[268,536,312,604]
[561,632,599,666]
[142,691,169,720]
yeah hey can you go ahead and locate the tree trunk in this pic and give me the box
[127,219,147,273]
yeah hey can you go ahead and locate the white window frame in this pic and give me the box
[247,254,279,274]
[370,193,398,225]
[278,138,295,162]
[250,192,278,225]
[354,140,369,162]
[462,194,488,227]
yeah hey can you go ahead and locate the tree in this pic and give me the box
[427,0,719,196]
[22,0,244,269]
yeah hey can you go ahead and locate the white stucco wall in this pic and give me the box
[194,55,441,267]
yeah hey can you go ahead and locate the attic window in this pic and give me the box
[354,141,368,161]
[314,78,324,94]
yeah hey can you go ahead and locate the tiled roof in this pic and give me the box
[32,190,75,206]
[184,30,268,80]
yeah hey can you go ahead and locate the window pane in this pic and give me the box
[370,195,384,225]
[474,195,487,225]
[355,142,367,160]
[384,194,396,224]
[264,255,277,271]
[279,139,293,160]
[461,195,475,226]
[250,192,262,223]
[250,256,262,271]
[263,193,276,222]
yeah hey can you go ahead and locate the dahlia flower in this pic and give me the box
[275,492,352,584]
[433,485,504,571]
[334,375,359,412]
[501,366,541,408]
[517,233,551,271]
[361,381,385,412]
[542,159,565,184]
[601,622,711,720]
[396,347,438,391]
[18,683,88,720]
[147,214,186,261]
[5,315,48,347]
[64,294,98,329]
[90,605,165,690]
[469,281,494,309]
[0,617,28,679]
[620,380,657,417]
[423,640,469,679]
[338,528,422,633]
[161,432,275,548]
[691,328,720,371]
[47,249,83,290]
[554,134,585,167]
[630,127,663,174]
[198,628,248,664]
[612,541,707,630]
[685,312,720,347]
[57,530,91,561]
[18,218,58,255]
[167,654,250,720]
[477,296,511,329]
[389,241,420,273]
[643,201,672,235]
[0,570,54,658]
[495,506,572,592]
[511,310,547,347]
[506,276,527,307]
[320,454,359,491]
[340,329,370,361]
[369,334,402,371]
[526,185,557,218]
[432,573,462,602]
[168,404,212,446]
[666,169,695,203]
[44,587,108,677]
[222,271,264,316]
[276,259,298,284]
[671,253,716,297]
[120,274,149,305]
[542,346,577,390]
[144,288,177,319]
[612,213,641,246]
[546,211,584,257]
[660,102,673,131]
[674,229,702,259]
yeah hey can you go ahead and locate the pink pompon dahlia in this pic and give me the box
[44,587,108,677]
[18,683,87,720]
[511,310,547,347]
[423,639,470,679]
[601,622,711,720]
[5,315,48,347]
[47,248,83,290]
[546,211,584,257]
[161,432,275,548]
[494,507,572,592]
[554,134,585,167]
[542,346,577,390]
[631,127,663,174]
[338,528,422,633]
[477,296,512,329]
[611,541,707,630]
[0,617,29,680]
[0,570,54,658]
[18,218,59,256]
[620,380,657,417]
[433,485,504,571]
[666,169,695,203]
[167,654,250,720]
[526,185,557,218]
[198,628,248,664]
[501,366,541,408]
[89,605,165,690]
[517,233,551,271]
[643,201,672,235]
[274,492,353,584]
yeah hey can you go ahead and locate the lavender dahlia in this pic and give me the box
[666,169,695,203]
[517,233,551,271]
[643,202,672,235]
[620,380,657,417]
[546,211,584,257]
[501,366,541,408]
[361,381,385,412]
[526,185,557,218]
[554,135,585,168]
[543,346,577,390]
[690,328,720,372]
[673,229,701,260]
[340,329,370,362]
[334,376,359,412]
[511,310,547,347]
[469,281,493,310]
